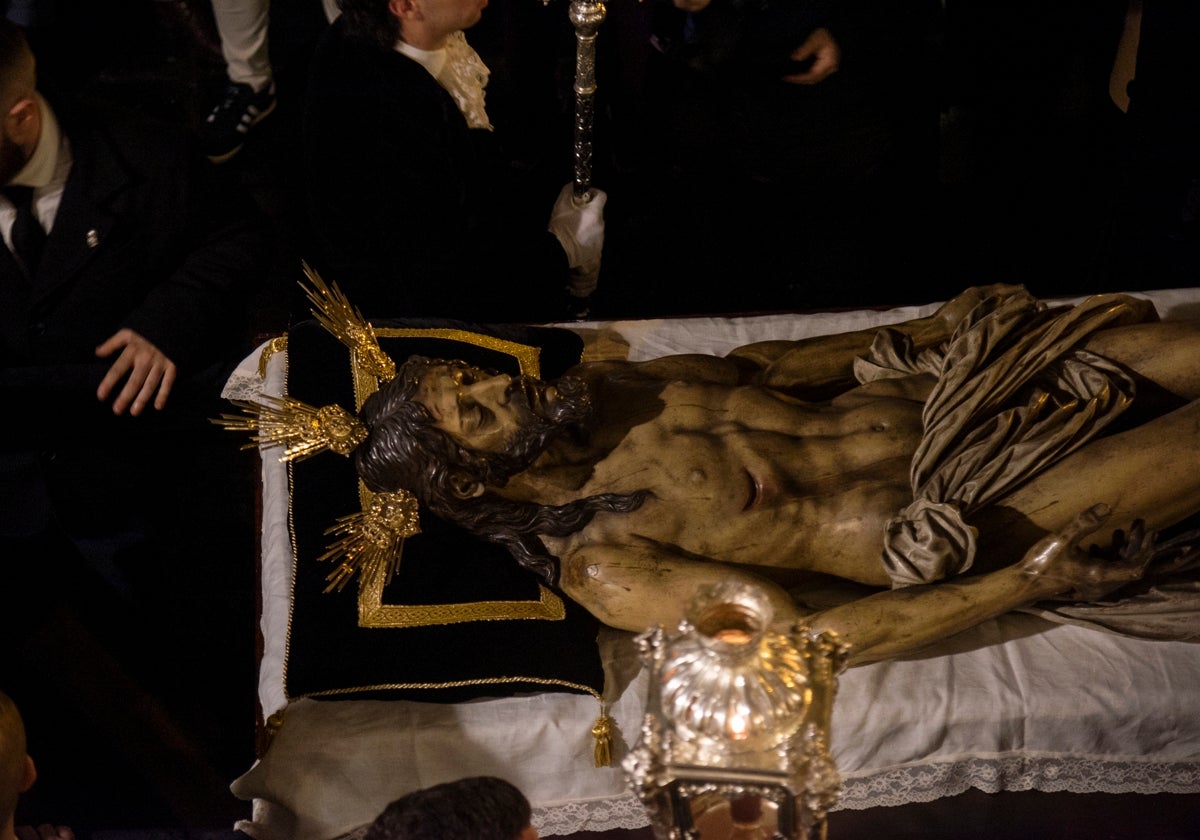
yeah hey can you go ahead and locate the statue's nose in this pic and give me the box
[464,374,511,403]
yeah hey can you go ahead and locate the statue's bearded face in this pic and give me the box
[412,361,590,473]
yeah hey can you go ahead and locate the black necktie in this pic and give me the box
[4,184,45,276]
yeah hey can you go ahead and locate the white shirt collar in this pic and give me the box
[394,33,493,131]
[11,92,62,189]
[394,39,447,82]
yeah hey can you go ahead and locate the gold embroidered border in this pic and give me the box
[357,557,566,627]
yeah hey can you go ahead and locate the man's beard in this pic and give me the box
[484,374,591,480]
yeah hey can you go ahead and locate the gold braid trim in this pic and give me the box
[301,261,397,382]
[257,335,288,379]
[358,582,565,627]
[375,326,544,377]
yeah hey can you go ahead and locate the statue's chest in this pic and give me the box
[583,422,751,530]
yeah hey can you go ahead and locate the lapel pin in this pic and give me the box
[86,229,100,248]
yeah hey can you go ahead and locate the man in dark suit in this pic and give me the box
[302,0,604,324]
[0,18,269,829]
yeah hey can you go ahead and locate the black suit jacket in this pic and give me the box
[302,18,570,324]
[0,102,265,373]
[0,99,269,539]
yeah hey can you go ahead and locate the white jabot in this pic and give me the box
[396,31,493,131]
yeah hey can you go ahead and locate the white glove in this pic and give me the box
[548,182,606,297]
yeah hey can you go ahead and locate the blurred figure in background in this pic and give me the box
[0,16,268,828]
[1,690,73,840]
[363,776,538,840]
[302,0,604,324]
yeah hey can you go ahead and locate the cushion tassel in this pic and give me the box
[591,709,614,767]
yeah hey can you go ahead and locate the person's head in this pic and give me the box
[0,19,39,185]
[356,357,591,509]
[363,776,537,840]
[339,0,487,51]
[355,356,647,583]
[0,691,36,835]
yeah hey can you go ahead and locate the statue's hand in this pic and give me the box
[1019,503,1155,601]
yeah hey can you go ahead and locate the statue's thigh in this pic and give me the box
[1084,321,1200,400]
[989,398,1200,550]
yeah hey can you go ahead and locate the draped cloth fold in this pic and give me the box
[857,289,1157,588]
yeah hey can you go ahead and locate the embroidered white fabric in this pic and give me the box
[221,355,272,401]
[322,753,1200,839]
[532,795,651,835]
[529,750,1200,831]
[333,753,1200,840]
[838,754,1200,808]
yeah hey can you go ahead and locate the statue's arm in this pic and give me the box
[558,539,805,635]
[557,504,1149,667]
[727,284,1024,397]
[807,504,1152,666]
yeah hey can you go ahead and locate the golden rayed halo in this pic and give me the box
[301,261,397,382]
[212,395,368,462]
[319,490,422,593]
[214,267,431,594]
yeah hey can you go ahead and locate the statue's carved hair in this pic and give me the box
[355,358,649,583]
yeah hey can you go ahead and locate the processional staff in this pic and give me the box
[563,0,606,205]
[547,0,606,319]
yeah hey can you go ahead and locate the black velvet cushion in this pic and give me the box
[282,317,605,703]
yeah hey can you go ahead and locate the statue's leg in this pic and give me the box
[973,398,1200,562]
[1083,320,1200,400]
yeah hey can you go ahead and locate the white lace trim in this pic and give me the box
[837,753,1200,810]
[523,755,1200,833]
[223,366,267,401]
[532,794,651,835]
[220,338,277,401]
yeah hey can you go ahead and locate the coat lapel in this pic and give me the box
[30,126,126,299]
[0,238,29,321]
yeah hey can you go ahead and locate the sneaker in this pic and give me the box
[200,80,277,163]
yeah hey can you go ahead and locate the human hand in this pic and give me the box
[95,327,178,415]
[16,825,75,840]
[782,28,840,85]
[1019,504,1155,601]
